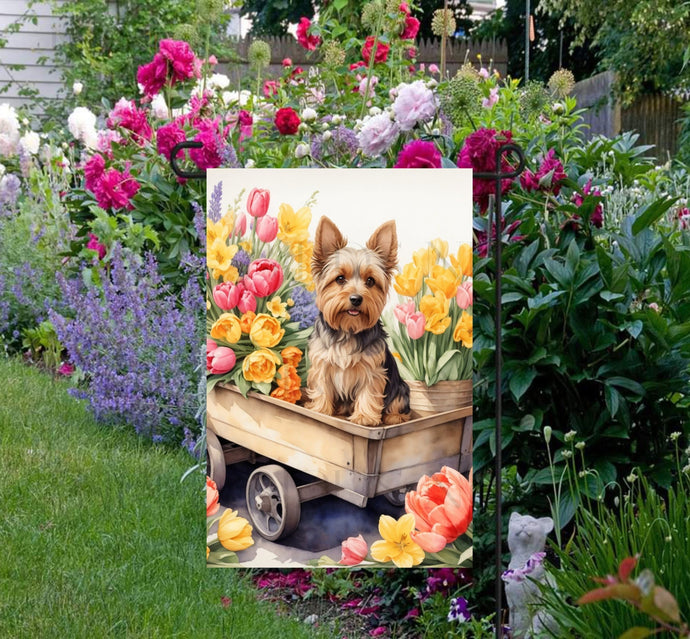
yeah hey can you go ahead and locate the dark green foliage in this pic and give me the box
[242,0,316,36]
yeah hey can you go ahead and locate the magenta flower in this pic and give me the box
[57,362,75,376]
[401,15,420,40]
[394,139,441,168]
[475,218,523,258]
[83,153,105,193]
[190,120,224,170]
[520,148,567,195]
[296,17,321,51]
[213,281,242,311]
[137,39,200,97]
[256,215,278,242]
[678,206,690,230]
[156,121,186,160]
[86,232,107,260]
[106,98,153,143]
[571,179,604,228]
[94,167,140,211]
[243,258,284,298]
[457,128,515,212]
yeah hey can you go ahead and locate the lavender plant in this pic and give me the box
[50,244,204,445]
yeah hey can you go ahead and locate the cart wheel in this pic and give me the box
[246,465,301,541]
[206,428,226,490]
[384,485,415,507]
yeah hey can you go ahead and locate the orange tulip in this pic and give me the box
[338,534,369,566]
[405,466,472,544]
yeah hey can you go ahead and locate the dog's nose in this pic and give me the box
[349,294,363,307]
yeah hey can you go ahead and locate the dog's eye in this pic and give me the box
[335,275,346,285]
[365,277,376,288]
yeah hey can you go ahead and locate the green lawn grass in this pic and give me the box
[0,357,326,639]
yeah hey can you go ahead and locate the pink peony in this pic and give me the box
[520,148,567,195]
[246,187,270,218]
[190,120,224,170]
[94,167,140,210]
[256,215,278,242]
[137,39,200,97]
[571,179,603,228]
[339,534,368,566]
[362,37,390,65]
[401,16,420,40]
[243,258,284,298]
[457,128,515,212]
[357,112,399,157]
[263,80,279,98]
[86,232,106,260]
[156,121,186,159]
[455,280,473,309]
[274,107,301,135]
[207,345,236,374]
[482,86,499,109]
[406,312,426,340]
[213,281,243,311]
[237,289,257,314]
[106,98,153,143]
[282,57,292,67]
[238,110,253,144]
[84,153,105,193]
[394,139,441,168]
[296,17,321,51]
[678,206,690,230]
[392,80,437,131]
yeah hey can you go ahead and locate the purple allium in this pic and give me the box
[49,244,203,445]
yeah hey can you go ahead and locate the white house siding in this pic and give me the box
[0,0,67,111]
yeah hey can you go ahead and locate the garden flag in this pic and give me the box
[205,169,474,568]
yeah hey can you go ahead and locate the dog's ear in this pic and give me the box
[313,216,347,276]
[366,220,398,273]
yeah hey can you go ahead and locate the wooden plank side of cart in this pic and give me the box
[207,383,471,504]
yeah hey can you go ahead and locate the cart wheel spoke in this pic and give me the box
[246,465,301,542]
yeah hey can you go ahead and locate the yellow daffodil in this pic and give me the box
[293,263,314,291]
[208,239,239,281]
[266,296,290,319]
[217,509,254,552]
[430,238,449,260]
[420,291,451,335]
[278,203,311,245]
[370,513,425,568]
[426,265,461,300]
[450,244,472,278]
[289,240,314,266]
[453,311,473,348]
[412,246,438,277]
[210,313,242,344]
[239,240,252,254]
[394,262,423,297]
[207,217,232,247]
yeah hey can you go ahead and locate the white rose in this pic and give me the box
[300,107,317,122]
[72,81,83,95]
[19,130,40,155]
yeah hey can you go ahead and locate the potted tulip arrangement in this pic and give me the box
[385,240,473,414]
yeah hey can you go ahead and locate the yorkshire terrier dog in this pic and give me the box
[305,216,411,426]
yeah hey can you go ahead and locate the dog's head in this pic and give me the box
[311,216,398,333]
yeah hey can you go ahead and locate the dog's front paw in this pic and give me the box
[304,398,334,416]
[348,412,381,427]
[382,412,410,425]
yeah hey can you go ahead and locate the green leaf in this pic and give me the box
[605,384,621,418]
[631,198,678,235]
[509,368,537,402]
[607,376,645,397]
[618,627,654,639]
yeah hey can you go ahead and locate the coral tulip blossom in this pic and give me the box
[212,281,242,311]
[217,508,254,552]
[405,466,472,544]
[206,476,220,517]
[244,258,284,298]
[339,534,369,566]
[455,280,473,310]
[207,346,236,374]
[247,187,270,218]
[256,215,278,242]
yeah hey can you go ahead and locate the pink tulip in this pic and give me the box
[394,301,416,324]
[247,187,270,218]
[406,311,425,340]
[206,338,218,369]
[256,215,278,242]
[243,258,284,298]
[212,281,243,311]
[339,534,368,566]
[207,346,236,374]
[237,289,257,314]
[233,213,247,237]
[456,280,473,310]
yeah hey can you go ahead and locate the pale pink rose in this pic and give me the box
[455,280,473,309]
[247,187,270,218]
[339,534,368,566]
[406,312,425,339]
[256,215,278,242]
[207,346,236,374]
[237,289,257,314]
[213,281,243,310]
[394,301,416,324]
[428,63,439,75]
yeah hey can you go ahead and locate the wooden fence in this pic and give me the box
[220,36,507,83]
[572,71,684,160]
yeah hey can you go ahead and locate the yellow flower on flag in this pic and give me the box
[208,238,238,281]
[426,265,461,300]
[266,296,290,319]
[217,509,254,552]
[420,291,451,335]
[278,203,311,245]
[242,348,281,383]
[249,313,285,348]
[210,313,242,344]
[394,262,423,297]
[207,216,232,247]
[430,238,449,260]
[412,246,438,277]
[450,244,472,278]
[290,240,313,266]
[453,311,473,348]
[370,513,425,568]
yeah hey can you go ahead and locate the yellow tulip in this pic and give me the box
[426,265,461,300]
[412,246,438,277]
[430,238,449,259]
[278,203,311,245]
[217,509,254,552]
[420,291,451,335]
[450,244,472,278]
[249,313,285,348]
[210,313,242,344]
[242,348,281,383]
[370,513,425,568]
[394,262,423,297]
[453,311,473,348]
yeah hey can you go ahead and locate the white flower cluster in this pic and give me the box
[67,106,98,149]
[0,103,20,156]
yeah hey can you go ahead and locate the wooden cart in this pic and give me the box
[206,383,472,541]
